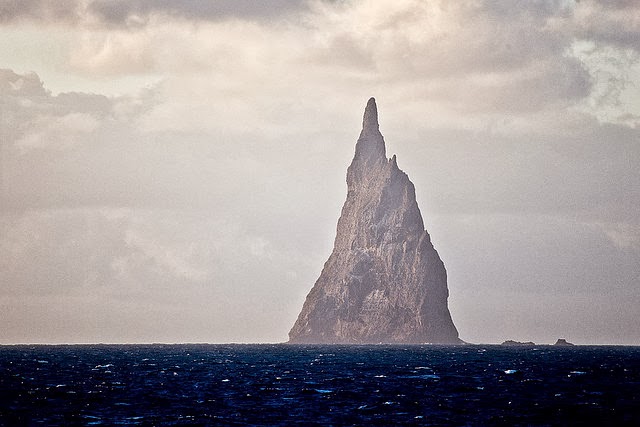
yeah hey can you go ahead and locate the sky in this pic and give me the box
[1,0,639,345]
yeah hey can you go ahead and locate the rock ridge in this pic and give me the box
[289,98,460,344]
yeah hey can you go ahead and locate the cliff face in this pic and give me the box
[289,98,460,344]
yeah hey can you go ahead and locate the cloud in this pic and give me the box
[588,222,640,251]
[0,0,310,27]
[0,0,82,24]
[1,1,639,344]
[0,69,165,210]
[570,0,640,50]
[87,0,310,27]
[57,0,601,118]
[15,112,99,153]
[2,0,639,218]
[0,207,319,343]
[68,29,156,75]
[0,68,141,141]
[0,68,48,96]
[5,1,635,122]
[1,0,639,58]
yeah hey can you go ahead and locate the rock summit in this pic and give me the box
[289,98,461,344]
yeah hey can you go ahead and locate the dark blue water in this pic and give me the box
[1,345,639,426]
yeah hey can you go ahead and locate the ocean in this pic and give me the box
[1,344,639,426]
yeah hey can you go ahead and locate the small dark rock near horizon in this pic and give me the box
[501,340,537,347]
[289,98,460,344]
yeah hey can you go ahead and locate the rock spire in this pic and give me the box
[289,98,461,344]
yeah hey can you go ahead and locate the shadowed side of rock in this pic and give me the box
[289,98,461,344]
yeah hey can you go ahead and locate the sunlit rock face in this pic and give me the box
[289,98,461,344]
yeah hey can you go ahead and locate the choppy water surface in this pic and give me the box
[1,344,639,425]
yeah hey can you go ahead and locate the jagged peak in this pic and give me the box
[354,97,386,165]
[362,97,379,132]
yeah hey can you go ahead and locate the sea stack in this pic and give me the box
[289,98,461,344]
[554,339,575,346]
